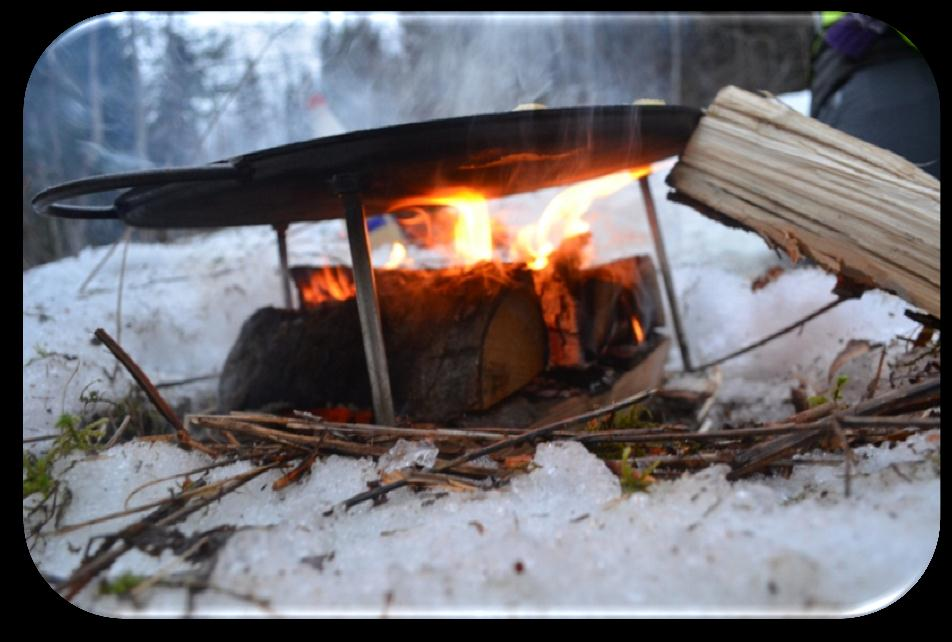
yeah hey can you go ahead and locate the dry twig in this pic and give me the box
[329,388,659,512]
[693,298,845,371]
[94,328,217,456]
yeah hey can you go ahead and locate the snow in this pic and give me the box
[23,92,938,616]
[26,436,939,616]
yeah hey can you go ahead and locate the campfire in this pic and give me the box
[28,88,940,611]
[219,167,669,425]
[32,103,703,427]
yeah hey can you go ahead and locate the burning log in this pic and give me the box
[536,240,664,368]
[668,86,940,318]
[220,249,664,423]
[219,263,548,422]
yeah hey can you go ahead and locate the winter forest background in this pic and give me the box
[23,12,814,269]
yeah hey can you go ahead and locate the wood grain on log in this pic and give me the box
[668,86,940,317]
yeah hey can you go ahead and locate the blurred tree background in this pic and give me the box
[23,12,814,270]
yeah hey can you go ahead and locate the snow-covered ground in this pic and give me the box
[23,92,939,616]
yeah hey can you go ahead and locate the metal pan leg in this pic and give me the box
[333,174,396,425]
[274,223,293,309]
[640,175,693,372]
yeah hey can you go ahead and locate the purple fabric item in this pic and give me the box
[825,13,889,60]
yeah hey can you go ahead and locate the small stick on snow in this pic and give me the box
[693,297,845,371]
[838,416,940,428]
[726,378,940,480]
[849,376,940,416]
[23,434,60,444]
[829,417,856,498]
[57,459,285,601]
[864,345,888,401]
[123,457,243,509]
[272,443,324,491]
[329,388,659,512]
[103,415,131,450]
[155,372,221,389]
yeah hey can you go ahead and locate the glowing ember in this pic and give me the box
[631,316,645,344]
[297,266,356,307]
[383,242,408,269]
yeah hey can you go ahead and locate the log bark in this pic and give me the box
[668,85,940,318]
[219,263,548,422]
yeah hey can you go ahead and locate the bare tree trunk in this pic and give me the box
[669,13,681,104]
[129,14,148,161]
[88,26,103,162]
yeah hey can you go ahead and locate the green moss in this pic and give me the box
[618,446,659,493]
[832,375,849,402]
[23,414,109,499]
[22,451,55,499]
[587,443,628,460]
[99,572,147,596]
[808,375,849,408]
[807,395,828,408]
[612,404,655,429]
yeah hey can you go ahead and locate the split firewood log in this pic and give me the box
[669,85,940,318]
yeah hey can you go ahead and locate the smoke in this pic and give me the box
[318,13,676,131]
[24,12,812,268]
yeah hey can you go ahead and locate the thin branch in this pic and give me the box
[838,415,939,428]
[577,421,829,444]
[78,228,132,296]
[330,388,659,512]
[23,434,60,444]
[93,328,216,456]
[850,376,940,416]
[115,230,131,346]
[694,298,845,371]
[124,457,242,509]
[864,345,888,401]
[272,447,322,491]
[155,373,220,389]
[57,469,248,534]
[829,417,855,498]
[103,415,132,450]
[61,358,82,418]
[56,459,284,600]
[726,378,940,481]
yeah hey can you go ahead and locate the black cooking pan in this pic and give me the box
[32,105,701,228]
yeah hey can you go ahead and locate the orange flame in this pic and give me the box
[390,189,493,266]
[298,266,356,307]
[387,165,654,270]
[514,166,653,270]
